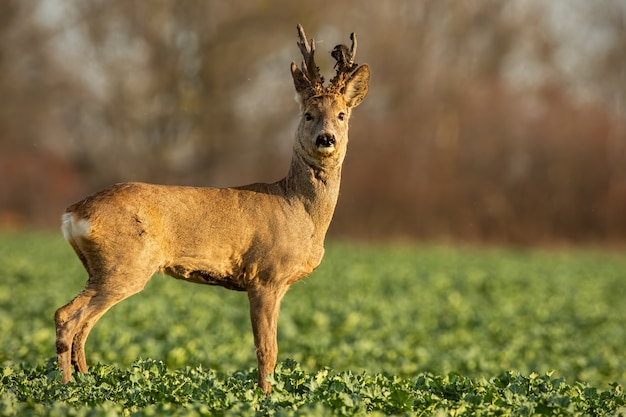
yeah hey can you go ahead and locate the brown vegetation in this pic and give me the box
[1,0,625,245]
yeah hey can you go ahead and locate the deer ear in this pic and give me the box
[291,61,311,101]
[343,64,370,108]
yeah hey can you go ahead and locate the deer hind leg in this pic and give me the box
[69,292,126,374]
[247,285,288,394]
[55,288,94,382]
[55,272,153,383]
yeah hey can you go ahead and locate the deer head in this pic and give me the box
[290,25,370,170]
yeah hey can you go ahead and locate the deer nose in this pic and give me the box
[316,133,336,148]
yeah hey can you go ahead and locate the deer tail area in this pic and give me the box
[61,212,90,245]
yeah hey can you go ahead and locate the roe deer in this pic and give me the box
[55,24,370,393]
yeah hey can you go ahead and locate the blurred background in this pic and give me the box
[1,0,625,246]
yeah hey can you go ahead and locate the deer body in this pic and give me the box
[55,25,369,393]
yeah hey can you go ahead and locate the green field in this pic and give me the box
[1,232,625,416]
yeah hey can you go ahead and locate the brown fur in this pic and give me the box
[55,25,369,393]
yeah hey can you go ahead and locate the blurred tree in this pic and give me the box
[1,0,625,243]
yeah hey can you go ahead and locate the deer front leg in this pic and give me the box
[247,285,287,394]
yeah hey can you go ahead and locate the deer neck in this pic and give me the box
[282,150,343,236]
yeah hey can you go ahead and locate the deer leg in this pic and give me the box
[71,323,90,373]
[247,285,288,394]
[70,303,115,374]
[55,273,152,382]
[55,288,95,383]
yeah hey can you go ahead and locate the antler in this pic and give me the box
[329,32,359,93]
[332,33,357,72]
[291,25,362,98]
[292,24,324,95]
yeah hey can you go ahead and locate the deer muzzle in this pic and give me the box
[316,133,336,154]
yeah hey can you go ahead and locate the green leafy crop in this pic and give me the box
[1,233,625,416]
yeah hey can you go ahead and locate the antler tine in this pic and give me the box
[331,32,358,73]
[349,32,357,63]
[296,24,323,87]
[329,31,359,90]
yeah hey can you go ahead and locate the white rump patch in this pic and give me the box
[61,212,90,242]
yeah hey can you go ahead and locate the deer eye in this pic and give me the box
[338,112,346,121]
[304,113,313,121]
